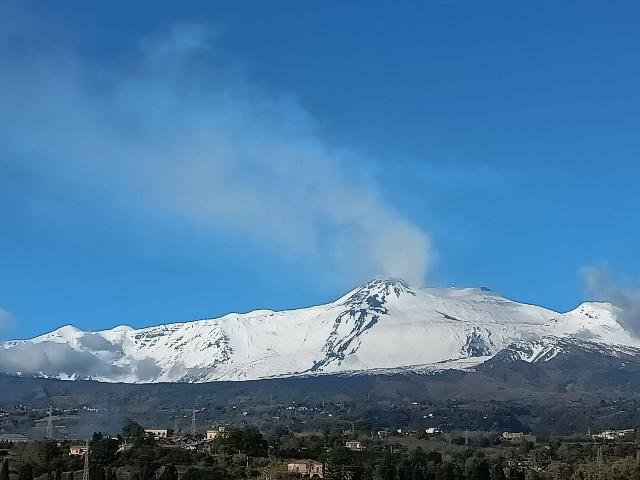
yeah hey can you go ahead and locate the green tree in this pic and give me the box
[159,465,177,480]
[1,460,10,480]
[95,466,106,480]
[139,464,157,480]
[464,458,490,480]
[427,451,443,464]
[489,464,506,480]
[440,462,457,480]
[90,434,119,465]
[216,426,268,457]
[122,419,145,439]
[18,464,34,480]
[180,468,212,480]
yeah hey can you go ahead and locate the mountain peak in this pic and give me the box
[563,301,620,325]
[51,324,82,337]
[110,324,134,332]
[361,277,412,294]
[334,278,413,306]
[332,278,415,313]
[4,279,640,383]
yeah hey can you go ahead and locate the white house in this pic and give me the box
[345,441,363,451]
[145,428,169,439]
[206,426,226,440]
[593,429,634,440]
[69,444,88,456]
[502,432,536,442]
[288,460,323,478]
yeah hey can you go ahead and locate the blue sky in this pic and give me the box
[1,1,640,339]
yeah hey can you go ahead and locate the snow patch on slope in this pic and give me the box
[1,279,639,383]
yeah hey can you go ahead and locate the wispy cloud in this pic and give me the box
[0,340,161,381]
[0,24,429,287]
[78,333,122,352]
[583,266,640,336]
[0,308,12,331]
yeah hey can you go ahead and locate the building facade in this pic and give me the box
[145,429,169,439]
[287,460,324,478]
[345,441,363,451]
[206,426,226,440]
[69,444,87,456]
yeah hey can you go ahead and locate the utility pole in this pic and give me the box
[46,405,53,439]
[174,415,179,434]
[191,408,196,435]
[82,442,90,480]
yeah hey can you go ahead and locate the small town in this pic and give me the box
[3,399,640,480]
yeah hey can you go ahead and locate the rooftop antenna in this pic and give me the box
[191,408,196,435]
[46,405,53,439]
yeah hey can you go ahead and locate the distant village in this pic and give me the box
[4,396,640,480]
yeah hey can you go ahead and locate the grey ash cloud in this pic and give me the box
[132,357,162,381]
[79,333,122,352]
[0,24,430,288]
[0,340,162,382]
[0,341,122,378]
[584,266,640,337]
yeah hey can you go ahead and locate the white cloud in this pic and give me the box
[133,357,162,382]
[0,24,430,287]
[0,340,162,382]
[583,266,640,336]
[0,341,118,378]
[79,333,122,352]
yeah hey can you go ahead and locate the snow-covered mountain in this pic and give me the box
[1,279,638,383]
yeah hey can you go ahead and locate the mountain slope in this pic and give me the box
[1,279,638,383]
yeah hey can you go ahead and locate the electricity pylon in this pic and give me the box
[82,442,90,480]
[46,405,53,439]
